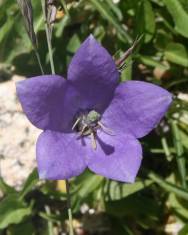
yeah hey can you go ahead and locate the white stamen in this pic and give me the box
[91,132,97,150]
[98,121,115,136]
[72,117,81,130]
[80,124,88,135]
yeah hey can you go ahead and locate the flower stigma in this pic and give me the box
[72,110,113,150]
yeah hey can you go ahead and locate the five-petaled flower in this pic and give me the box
[16,35,172,183]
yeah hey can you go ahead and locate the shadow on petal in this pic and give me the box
[97,135,115,156]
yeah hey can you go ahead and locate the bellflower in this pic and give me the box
[16,35,172,183]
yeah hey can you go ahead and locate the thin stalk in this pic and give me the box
[41,0,55,74]
[34,48,44,74]
[171,121,186,188]
[45,205,54,235]
[40,3,74,234]
[161,137,172,161]
[65,180,74,235]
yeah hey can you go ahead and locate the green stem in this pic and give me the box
[34,48,44,75]
[41,0,55,74]
[171,121,186,188]
[40,3,74,234]
[65,180,74,235]
[45,205,53,235]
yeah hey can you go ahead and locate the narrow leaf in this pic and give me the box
[105,180,153,201]
[171,121,186,188]
[162,0,188,37]
[0,195,31,229]
[0,178,16,194]
[89,0,132,43]
[19,168,38,200]
[165,42,188,67]
[148,172,188,200]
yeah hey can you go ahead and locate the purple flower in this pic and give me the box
[16,35,172,183]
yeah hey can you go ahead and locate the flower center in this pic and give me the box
[72,110,102,150]
[72,110,113,150]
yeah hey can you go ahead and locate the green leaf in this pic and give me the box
[66,34,81,64]
[0,14,32,63]
[169,193,188,219]
[0,19,14,44]
[179,224,188,235]
[8,221,35,235]
[55,14,70,38]
[19,168,39,200]
[77,172,104,198]
[143,0,156,43]
[89,0,132,43]
[180,130,188,149]
[138,55,169,69]
[104,179,153,201]
[148,172,188,200]
[44,206,54,235]
[104,0,123,21]
[0,178,16,194]
[171,121,186,188]
[154,29,173,50]
[105,194,160,218]
[135,0,155,43]
[165,43,188,67]
[0,195,32,229]
[161,137,172,161]
[162,0,188,38]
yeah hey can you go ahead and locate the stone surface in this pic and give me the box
[0,75,40,189]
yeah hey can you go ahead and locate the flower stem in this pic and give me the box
[41,0,55,74]
[40,3,74,234]
[65,180,74,235]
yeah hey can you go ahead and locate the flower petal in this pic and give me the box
[85,131,142,183]
[102,81,172,138]
[36,131,87,180]
[68,35,119,112]
[16,75,81,132]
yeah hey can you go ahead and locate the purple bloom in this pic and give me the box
[16,35,172,183]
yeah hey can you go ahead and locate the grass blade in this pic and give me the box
[171,121,187,188]
[148,172,188,200]
[89,0,132,43]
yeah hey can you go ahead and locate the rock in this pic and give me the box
[0,75,40,189]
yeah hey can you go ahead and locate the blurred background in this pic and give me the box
[0,0,188,234]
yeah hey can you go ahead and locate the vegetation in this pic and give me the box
[0,0,188,234]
